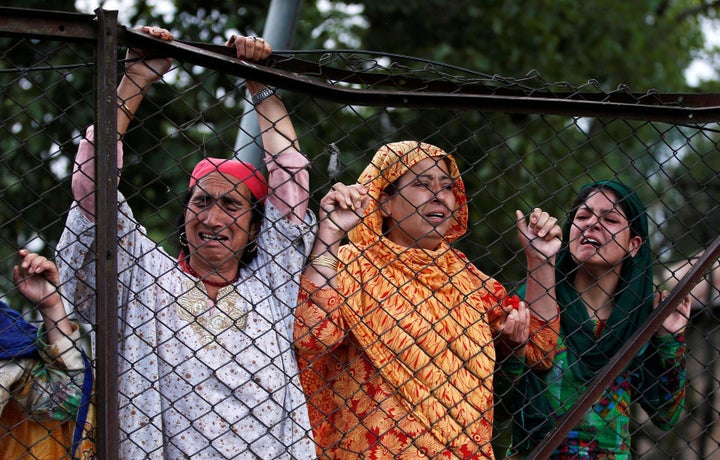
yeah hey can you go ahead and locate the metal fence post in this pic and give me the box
[94,8,120,458]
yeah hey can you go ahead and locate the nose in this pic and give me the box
[430,183,449,203]
[584,213,600,229]
[199,201,226,225]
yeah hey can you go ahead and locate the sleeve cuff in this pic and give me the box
[653,331,685,351]
[36,323,85,371]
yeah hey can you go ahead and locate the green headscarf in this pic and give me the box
[510,180,653,452]
[556,180,653,381]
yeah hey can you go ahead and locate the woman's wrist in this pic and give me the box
[315,224,345,250]
[251,86,277,105]
[308,253,339,271]
[525,251,556,267]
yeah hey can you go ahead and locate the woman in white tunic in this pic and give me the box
[56,27,316,459]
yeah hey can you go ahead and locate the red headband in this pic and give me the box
[189,157,268,202]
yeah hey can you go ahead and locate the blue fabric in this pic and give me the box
[71,351,93,458]
[0,300,40,359]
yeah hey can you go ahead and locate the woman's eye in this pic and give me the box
[192,198,209,208]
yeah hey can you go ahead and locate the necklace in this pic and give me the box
[178,258,239,288]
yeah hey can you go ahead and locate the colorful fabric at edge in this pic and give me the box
[0,301,95,459]
[511,180,687,459]
[296,141,558,459]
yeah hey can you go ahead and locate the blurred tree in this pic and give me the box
[1,4,718,456]
[1,0,718,291]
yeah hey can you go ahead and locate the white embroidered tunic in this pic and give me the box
[57,195,316,459]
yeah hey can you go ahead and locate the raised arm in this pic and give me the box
[13,249,72,347]
[72,26,173,219]
[294,183,369,352]
[304,183,369,288]
[516,208,562,321]
[227,35,309,223]
[516,208,562,368]
[11,249,87,423]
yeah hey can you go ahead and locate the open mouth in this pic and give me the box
[581,237,601,247]
[199,232,227,242]
[425,211,447,221]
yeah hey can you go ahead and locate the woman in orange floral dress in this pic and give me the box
[295,141,562,459]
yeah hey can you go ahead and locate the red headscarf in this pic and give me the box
[189,157,268,202]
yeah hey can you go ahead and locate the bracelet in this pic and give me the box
[119,102,134,120]
[251,87,277,105]
[308,253,339,271]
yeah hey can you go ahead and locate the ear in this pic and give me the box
[379,191,392,218]
[628,235,643,257]
[251,221,261,239]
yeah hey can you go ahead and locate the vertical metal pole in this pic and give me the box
[234,0,303,168]
[94,8,120,458]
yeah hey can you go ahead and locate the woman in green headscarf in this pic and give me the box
[509,180,691,459]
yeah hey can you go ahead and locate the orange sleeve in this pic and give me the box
[294,275,346,358]
[524,314,560,370]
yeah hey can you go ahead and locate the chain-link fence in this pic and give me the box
[1,7,720,459]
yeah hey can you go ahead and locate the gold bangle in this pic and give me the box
[119,102,134,120]
[308,253,339,271]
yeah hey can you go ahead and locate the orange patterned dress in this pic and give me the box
[295,141,557,459]
[297,239,510,459]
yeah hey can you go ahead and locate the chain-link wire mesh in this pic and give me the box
[2,9,720,459]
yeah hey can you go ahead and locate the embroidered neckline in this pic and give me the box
[176,279,248,344]
[178,257,239,288]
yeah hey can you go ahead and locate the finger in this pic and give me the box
[27,255,48,275]
[329,183,361,210]
[35,258,55,276]
[347,186,369,210]
[529,208,544,225]
[530,208,546,226]
[530,211,556,237]
[245,37,260,60]
[520,307,530,333]
[232,36,251,59]
[356,194,372,215]
[501,311,516,335]
[141,26,171,40]
[326,190,354,211]
[329,185,353,209]
[253,37,272,59]
[548,223,562,240]
[235,36,271,61]
[515,210,528,232]
[655,290,669,307]
[680,295,693,315]
[653,291,662,309]
[20,252,37,270]
[12,265,21,285]
[158,29,173,41]
[538,216,558,238]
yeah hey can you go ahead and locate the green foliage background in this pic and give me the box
[1,2,719,457]
[1,0,719,293]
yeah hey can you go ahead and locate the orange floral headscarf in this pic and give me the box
[348,141,469,246]
[329,141,500,458]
